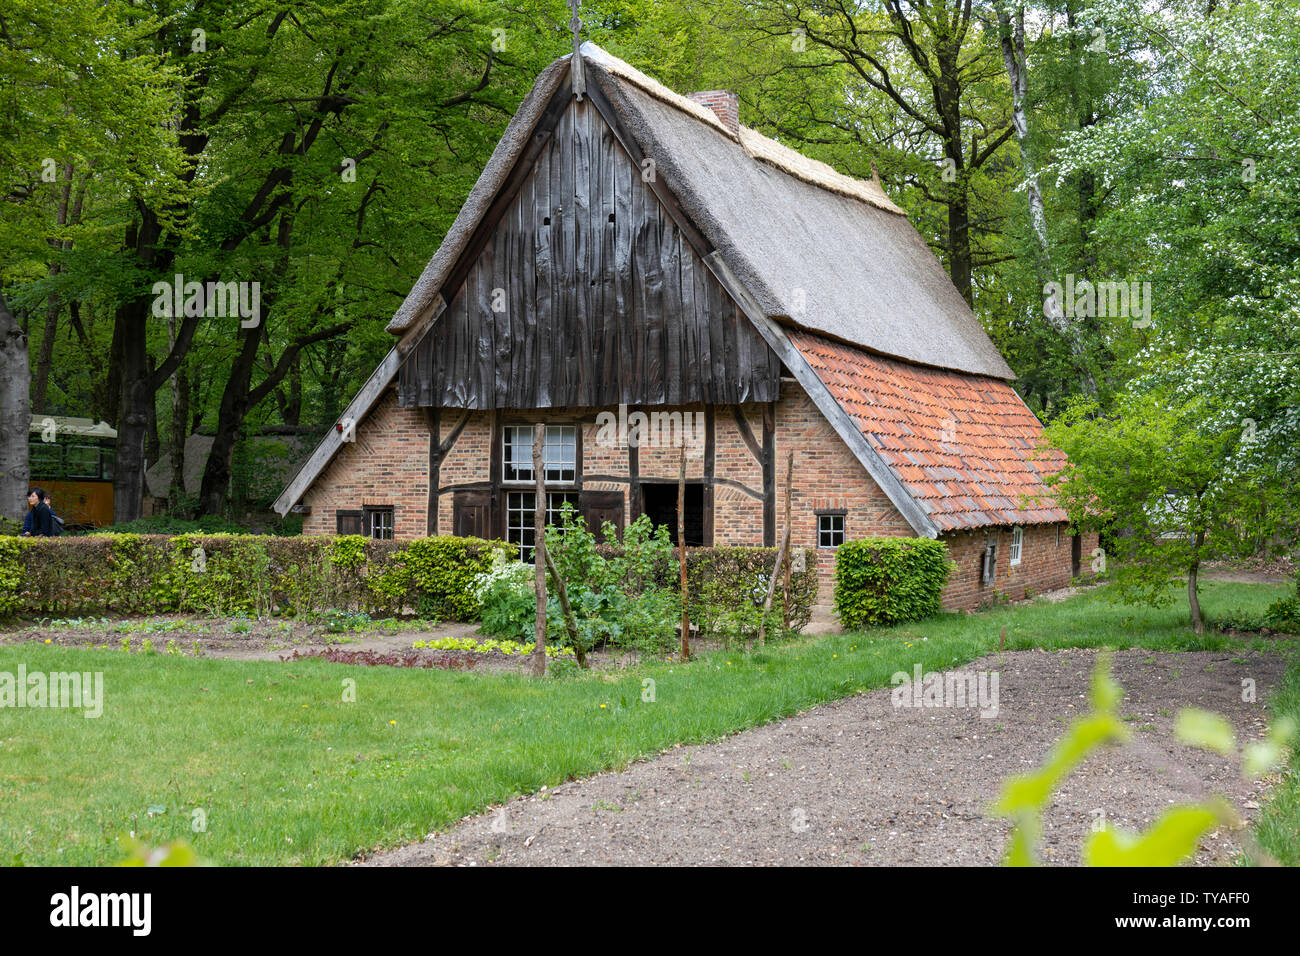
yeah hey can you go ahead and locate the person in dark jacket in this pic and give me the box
[22,488,54,537]
[40,490,63,535]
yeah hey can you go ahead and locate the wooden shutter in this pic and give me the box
[336,510,363,535]
[581,490,625,543]
[452,490,492,539]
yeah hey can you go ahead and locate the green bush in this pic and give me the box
[588,538,818,642]
[0,532,509,620]
[1264,568,1300,634]
[834,537,953,629]
[471,556,538,639]
[405,536,509,621]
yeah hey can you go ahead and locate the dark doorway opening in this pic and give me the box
[641,482,705,546]
[1071,533,1082,578]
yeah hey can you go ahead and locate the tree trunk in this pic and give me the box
[530,424,547,677]
[1188,530,1205,635]
[168,316,190,511]
[198,324,262,515]
[0,293,31,521]
[996,5,1049,255]
[31,164,74,415]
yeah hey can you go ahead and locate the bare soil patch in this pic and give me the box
[358,648,1287,867]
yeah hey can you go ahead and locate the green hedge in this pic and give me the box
[0,533,508,620]
[593,543,819,636]
[833,537,953,629]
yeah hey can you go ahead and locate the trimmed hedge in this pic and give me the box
[0,533,508,620]
[833,537,953,628]
[593,543,819,635]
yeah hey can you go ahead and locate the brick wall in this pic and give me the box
[939,524,1101,611]
[302,390,430,538]
[300,384,1093,614]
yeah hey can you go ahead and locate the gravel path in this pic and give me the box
[359,648,1288,866]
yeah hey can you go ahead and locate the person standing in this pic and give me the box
[22,488,54,537]
[40,490,63,536]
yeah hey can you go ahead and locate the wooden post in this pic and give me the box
[531,424,547,677]
[782,451,793,627]
[758,451,794,645]
[678,444,690,660]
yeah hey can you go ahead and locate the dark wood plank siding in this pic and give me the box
[398,94,780,410]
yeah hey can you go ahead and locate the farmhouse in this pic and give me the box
[273,42,1096,611]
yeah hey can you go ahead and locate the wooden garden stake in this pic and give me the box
[782,451,793,627]
[758,451,794,646]
[678,443,690,660]
[531,424,547,677]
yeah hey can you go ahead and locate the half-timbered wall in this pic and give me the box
[397,94,781,410]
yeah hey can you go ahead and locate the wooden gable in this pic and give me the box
[397,85,781,410]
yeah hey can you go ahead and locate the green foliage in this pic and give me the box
[470,555,538,641]
[0,533,513,621]
[994,653,1296,866]
[1262,571,1300,634]
[0,537,22,614]
[1045,389,1296,631]
[404,536,508,621]
[833,538,953,629]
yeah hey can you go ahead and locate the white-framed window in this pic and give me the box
[365,506,394,540]
[505,491,580,561]
[1009,525,1023,566]
[503,424,577,484]
[817,512,846,549]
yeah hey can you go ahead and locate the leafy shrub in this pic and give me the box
[471,555,538,639]
[686,547,816,642]
[1264,569,1300,634]
[834,537,953,629]
[0,533,512,621]
[0,516,21,536]
[587,536,817,643]
[405,536,509,621]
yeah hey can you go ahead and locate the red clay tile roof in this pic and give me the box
[789,331,1067,532]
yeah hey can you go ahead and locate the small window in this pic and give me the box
[1009,526,1023,566]
[505,491,580,561]
[365,506,395,540]
[817,512,845,549]
[336,510,363,535]
[503,424,577,484]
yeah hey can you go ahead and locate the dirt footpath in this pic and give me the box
[359,648,1288,867]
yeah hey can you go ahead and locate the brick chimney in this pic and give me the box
[687,90,739,136]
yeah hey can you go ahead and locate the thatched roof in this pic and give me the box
[386,42,1013,381]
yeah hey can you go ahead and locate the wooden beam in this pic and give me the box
[701,251,940,538]
[731,404,762,464]
[628,419,641,519]
[424,406,440,536]
[713,477,764,500]
[762,401,775,547]
[703,404,715,545]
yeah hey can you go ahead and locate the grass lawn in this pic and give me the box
[1,580,1293,866]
